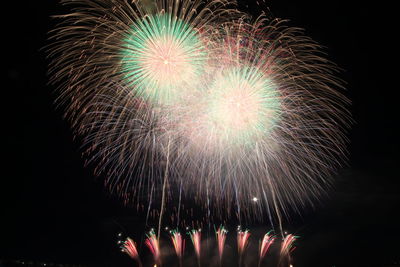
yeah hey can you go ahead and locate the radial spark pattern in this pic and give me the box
[205,66,280,146]
[47,0,350,223]
[121,13,207,104]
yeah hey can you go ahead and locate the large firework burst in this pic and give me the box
[159,18,350,221]
[120,12,207,104]
[47,0,350,224]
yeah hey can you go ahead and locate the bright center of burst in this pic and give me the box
[141,37,191,85]
[121,13,205,104]
[206,66,281,145]
[216,84,260,130]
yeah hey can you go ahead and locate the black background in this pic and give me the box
[2,1,399,266]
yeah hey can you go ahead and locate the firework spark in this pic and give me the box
[189,229,202,266]
[279,234,298,267]
[259,231,275,267]
[145,230,161,265]
[216,226,228,264]
[121,237,143,267]
[120,12,207,105]
[170,229,185,265]
[237,228,251,256]
[280,234,297,255]
[121,229,296,266]
[237,227,251,266]
[162,17,350,223]
[47,0,351,224]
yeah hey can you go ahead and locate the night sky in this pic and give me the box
[2,1,399,266]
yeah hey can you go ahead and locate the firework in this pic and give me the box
[259,231,275,267]
[145,230,161,265]
[279,234,298,267]
[121,237,143,267]
[215,226,228,264]
[47,0,351,224]
[189,229,202,266]
[122,229,297,266]
[120,12,207,105]
[162,17,350,224]
[200,66,280,148]
[237,228,251,256]
[47,0,240,219]
[170,229,185,265]
[280,234,297,255]
[237,228,251,266]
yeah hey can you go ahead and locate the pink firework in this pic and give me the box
[237,229,251,256]
[121,237,143,267]
[237,228,251,266]
[259,231,276,266]
[145,230,161,265]
[122,237,139,259]
[279,234,298,267]
[189,229,202,263]
[170,230,185,263]
[47,0,351,227]
[280,234,297,255]
[216,226,228,263]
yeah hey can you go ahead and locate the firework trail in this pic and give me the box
[237,228,250,266]
[121,237,143,267]
[280,234,297,255]
[215,226,228,265]
[189,229,202,266]
[145,230,161,266]
[161,15,350,226]
[47,0,351,225]
[170,229,185,266]
[121,229,296,266]
[237,228,251,254]
[46,0,237,174]
[279,234,297,267]
[258,231,275,267]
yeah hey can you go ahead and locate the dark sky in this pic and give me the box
[2,1,399,267]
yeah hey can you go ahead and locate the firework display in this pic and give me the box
[237,228,250,256]
[170,229,185,266]
[47,0,350,229]
[237,227,251,266]
[189,229,202,265]
[259,231,276,266]
[120,12,207,104]
[280,234,297,256]
[279,234,298,267]
[145,230,161,265]
[121,237,143,267]
[215,226,228,264]
[120,228,296,266]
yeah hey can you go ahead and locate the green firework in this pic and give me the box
[120,13,207,105]
[206,66,281,146]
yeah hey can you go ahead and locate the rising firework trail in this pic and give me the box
[237,227,251,266]
[47,0,351,227]
[121,229,298,266]
[279,234,298,267]
[259,231,275,267]
[189,229,202,267]
[121,237,143,267]
[145,230,161,266]
[215,226,228,266]
[170,229,185,267]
